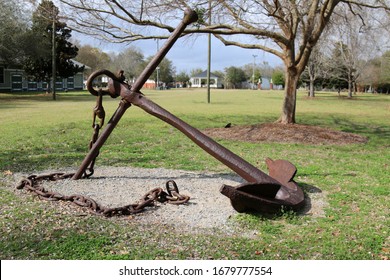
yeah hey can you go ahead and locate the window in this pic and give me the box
[28,80,38,91]
[0,67,4,84]
[67,76,74,89]
[11,74,23,91]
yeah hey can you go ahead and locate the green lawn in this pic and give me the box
[0,88,389,259]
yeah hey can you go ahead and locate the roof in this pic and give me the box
[71,59,91,69]
[191,70,221,78]
[0,58,91,70]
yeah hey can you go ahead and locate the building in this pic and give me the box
[142,79,157,89]
[259,77,273,90]
[189,70,223,88]
[0,59,89,92]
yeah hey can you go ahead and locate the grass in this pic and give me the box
[0,88,389,260]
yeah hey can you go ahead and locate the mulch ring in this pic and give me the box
[203,123,368,145]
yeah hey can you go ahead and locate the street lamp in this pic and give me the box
[252,54,257,90]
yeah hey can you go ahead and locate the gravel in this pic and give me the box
[10,167,247,234]
[7,166,327,235]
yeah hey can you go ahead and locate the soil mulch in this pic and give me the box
[203,123,368,145]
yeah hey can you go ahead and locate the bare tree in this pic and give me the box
[110,46,145,81]
[0,0,31,65]
[59,0,390,123]
[325,7,386,98]
[76,44,111,74]
[359,58,381,92]
[302,42,330,97]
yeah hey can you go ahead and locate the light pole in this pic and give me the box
[252,54,257,90]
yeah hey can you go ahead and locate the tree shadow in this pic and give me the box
[331,116,390,140]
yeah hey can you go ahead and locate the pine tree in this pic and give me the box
[22,0,83,98]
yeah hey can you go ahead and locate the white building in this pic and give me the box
[190,70,223,88]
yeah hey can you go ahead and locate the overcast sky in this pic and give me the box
[74,32,282,74]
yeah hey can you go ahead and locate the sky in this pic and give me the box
[54,0,283,74]
[73,32,283,74]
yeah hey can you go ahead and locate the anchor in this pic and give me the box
[73,9,305,214]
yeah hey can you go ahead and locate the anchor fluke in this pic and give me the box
[220,158,305,213]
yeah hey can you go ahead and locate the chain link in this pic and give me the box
[16,172,190,217]
[83,91,106,178]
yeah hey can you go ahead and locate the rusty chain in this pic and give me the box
[83,90,105,178]
[16,172,190,217]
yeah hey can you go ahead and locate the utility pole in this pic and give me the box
[207,0,211,103]
[52,9,57,100]
[156,39,160,90]
[252,54,257,90]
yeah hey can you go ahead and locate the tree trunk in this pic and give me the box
[279,68,299,124]
[347,70,353,98]
[348,79,353,98]
[309,77,315,98]
[46,78,52,94]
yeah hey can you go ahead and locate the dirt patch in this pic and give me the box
[203,123,368,145]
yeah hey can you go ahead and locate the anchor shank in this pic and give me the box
[138,97,273,183]
[115,83,280,185]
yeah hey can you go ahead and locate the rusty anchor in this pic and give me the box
[73,8,305,214]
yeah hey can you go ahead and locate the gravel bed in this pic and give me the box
[10,167,247,233]
[7,166,326,235]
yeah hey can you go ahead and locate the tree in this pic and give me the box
[301,43,329,97]
[325,8,383,98]
[190,68,203,77]
[60,0,390,123]
[324,43,350,92]
[225,66,246,89]
[0,0,29,65]
[110,46,144,81]
[362,51,390,95]
[23,0,82,98]
[380,51,390,83]
[332,42,357,97]
[176,70,190,87]
[242,63,262,88]
[358,57,381,93]
[76,45,111,75]
[272,70,285,88]
[143,56,175,86]
[213,70,225,81]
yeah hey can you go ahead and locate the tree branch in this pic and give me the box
[341,0,390,11]
[213,34,284,60]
